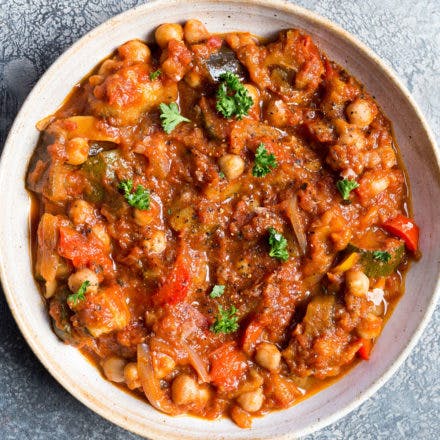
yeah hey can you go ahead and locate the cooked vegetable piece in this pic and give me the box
[210,305,239,334]
[159,102,190,134]
[118,179,150,210]
[74,284,130,337]
[209,342,247,392]
[209,284,225,298]
[81,150,122,203]
[205,46,246,82]
[58,226,113,275]
[35,213,62,290]
[216,71,253,119]
[137,343,181,415]
[252,143,277,177]
[154,242,191,305]
[336,178,359,200]
[382,214,419,252]
[281,197,307,255]
[62,116,120,143]
[357,338,373,360]
[268,227,289,262]
[331,252,359,273]
[345,243,404,277]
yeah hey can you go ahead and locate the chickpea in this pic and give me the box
[68,268,99,295]
[183,19,210,44]
[142,230,167,254]
[244,84,259,107]
[102,356,126,383]
[346,98,375,127]
[265,99,289,127]
[236,388,264,413]
[255,342,281,371]
[98,58,119,76]
[171,374,209,406]
[69,199,95,225]
[155,23,184,48]
[161,57,187,82]
[346,269,369,297]
[124,362,141,390]
[184,69,202,88]
[65,137,89,165]
[153,352,176,379]
[230,405,252,429]
[118,40,151,64]
[335,119,366,149]
[88,74,104,86]
[218,154,245,180]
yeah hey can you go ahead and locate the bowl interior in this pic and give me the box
[1,1,439,439]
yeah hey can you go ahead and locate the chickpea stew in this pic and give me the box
[27,20,420,428]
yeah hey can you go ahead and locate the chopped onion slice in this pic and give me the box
[137,343,181,415]
[283,196,307,255]
[181,341,210,383]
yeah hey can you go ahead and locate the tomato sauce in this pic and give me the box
[26,20,418,428]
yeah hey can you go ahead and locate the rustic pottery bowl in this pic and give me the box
[1,0,439,438]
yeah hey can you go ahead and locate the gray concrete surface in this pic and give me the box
[0,1,439,439]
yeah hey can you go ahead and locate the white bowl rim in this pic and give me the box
[1,0,439,438]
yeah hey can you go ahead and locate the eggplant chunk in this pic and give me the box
[205,46,246,82]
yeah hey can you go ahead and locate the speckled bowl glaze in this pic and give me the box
[1,1,439,439]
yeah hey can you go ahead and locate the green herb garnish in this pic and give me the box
[67,280,90,306]
[118,179,150,210]
[149,69,161,80]
[336,178,359,200]
[215,71,253,119]
[159,102,190,134]
[252,143,277,177]
[210,305,239,334]
[372,250,392,263]
[268,227,289,262]
[209,285,225,298]
[219,171,225,179]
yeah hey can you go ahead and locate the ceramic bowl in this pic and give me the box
[1,1,439,439]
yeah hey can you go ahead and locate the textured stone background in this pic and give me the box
[0,0,439,439]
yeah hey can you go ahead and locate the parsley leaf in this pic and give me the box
[149,69,161,80]
[336,178,359,200]
[252,143,277,177]
[210,305,239,334]
[372,250,391,263]
[268,227,289,262]
[209,285,225,298]
[67,280,90,305]
[215,71,253,119]
[159,102,190,134]
[118,179,150,210]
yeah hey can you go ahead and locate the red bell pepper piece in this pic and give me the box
[154,241,190,305]
[241,320,264,356]
[58,226,113,275]
[382,214,419,252]
[357,338,373,360]
[209,342,248,392]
